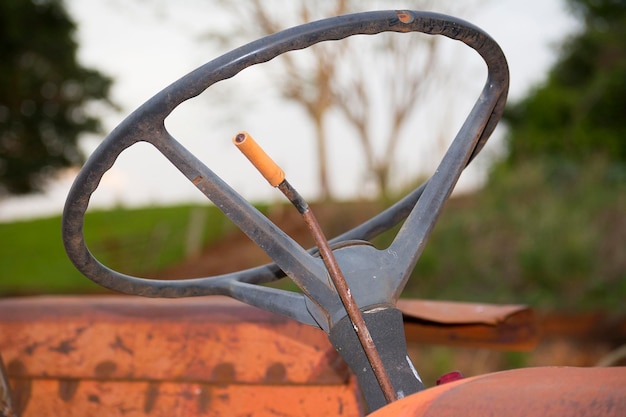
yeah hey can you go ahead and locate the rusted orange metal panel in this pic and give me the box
[9,379,363,417]
[0,296,348,385]
[0,296,362,416]
[397,299,530,325]
[0,296,540,415]
[398,299,537,350]
[370,366,626,417]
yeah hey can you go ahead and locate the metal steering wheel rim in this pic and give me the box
[62,10,508,331]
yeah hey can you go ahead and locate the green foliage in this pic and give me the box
[487,0,626,312]
[504,0,626,163]
[402,156,626,312]
[0,0,113,195]
[0,204,231,295]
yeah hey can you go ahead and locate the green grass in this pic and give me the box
[0,204,235,295]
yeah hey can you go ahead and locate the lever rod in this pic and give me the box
[233,131,397,404]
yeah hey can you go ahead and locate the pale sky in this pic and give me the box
[0,1,579,222]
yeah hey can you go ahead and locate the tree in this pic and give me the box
[503,0,626,164]
[333,31,437,200]
[208,0,464,201]
[0,0,113,196]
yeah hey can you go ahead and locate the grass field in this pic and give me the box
[0,204,234,295]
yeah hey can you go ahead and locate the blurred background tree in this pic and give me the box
[502,0,626,164]
[0,0,113,197]
[431,0,626,311]
[208,0,473,201]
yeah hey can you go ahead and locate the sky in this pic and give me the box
[0,0,579,222]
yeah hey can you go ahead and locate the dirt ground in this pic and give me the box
[156,202,382,279]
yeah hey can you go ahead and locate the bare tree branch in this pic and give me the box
[202,0,480,200]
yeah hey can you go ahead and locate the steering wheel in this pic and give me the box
[62,10,508,412]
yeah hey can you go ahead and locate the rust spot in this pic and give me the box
[7,359,30,415]
[88,394,101,404]
[23,342,40,356]
[49,339,77,355]
[211,363,236,383]
[109,335,133,355]
[94,360,117,378]
[197,384,211,414]
[311,348,350,383]
[264,362,287,383]
[6,359,26,378]
[144,382,160,414]
[192,175,203,185]
[397,11,414,24]
[58,379,79,402]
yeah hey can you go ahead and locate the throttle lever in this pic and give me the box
[233,131,397,403]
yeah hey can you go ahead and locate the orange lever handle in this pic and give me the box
[233,131,285,187]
